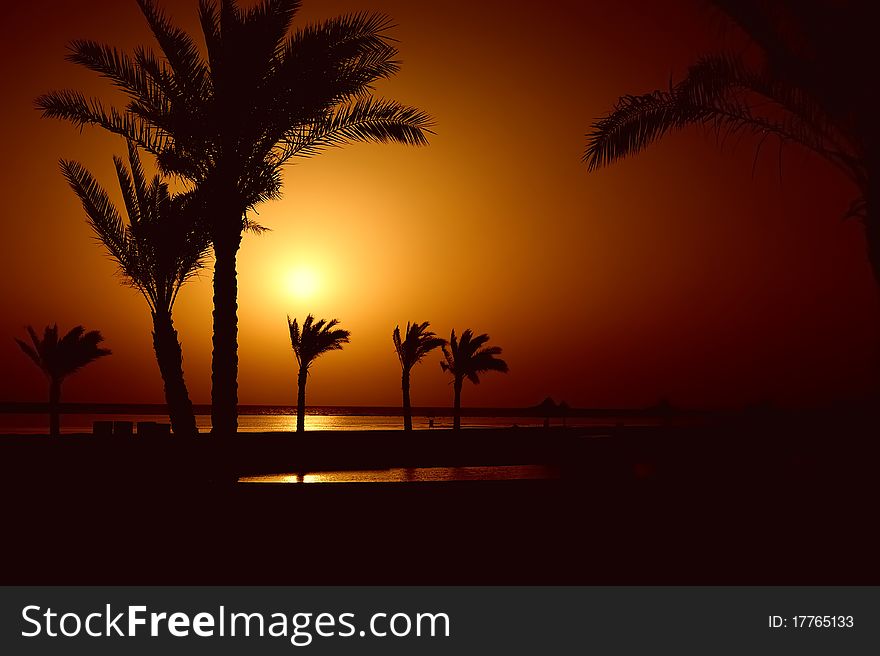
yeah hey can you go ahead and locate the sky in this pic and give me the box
[1,0,877,410]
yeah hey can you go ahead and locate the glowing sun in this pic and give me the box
[285,267,319,299]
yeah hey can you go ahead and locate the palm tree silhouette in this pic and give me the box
[440,329,509,431]
[584,0,879,286]
[60,143,208,436]
[393,321,446,431]
[15,325,111,436]
[37,0,433,435]
[288,315,351,433]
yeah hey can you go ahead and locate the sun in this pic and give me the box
[285,266,319,299]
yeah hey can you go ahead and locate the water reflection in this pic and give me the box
[239,465,559,484]
[1,410,663,434]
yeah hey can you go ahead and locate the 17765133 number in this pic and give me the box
[768,616,854,629]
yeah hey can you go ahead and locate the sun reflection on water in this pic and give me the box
[239,465,558,484]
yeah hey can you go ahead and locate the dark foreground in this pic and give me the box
[1,415,878,584]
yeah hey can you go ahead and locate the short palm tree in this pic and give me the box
[288,315,351,433]
[15,325,111,436]
[393,321,446,431]
[584,0,878,286]
[37,0,433,435]
[440,329,509,431]
[60,142,209,436]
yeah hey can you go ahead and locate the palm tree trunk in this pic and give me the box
[211,225,242,436]
[402,368,412,431]
[152,310,198,437]
[453,377,462,431]
[296,367,308,433]
[48,376,61,437]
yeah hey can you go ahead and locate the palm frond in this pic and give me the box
[393,320,445,371]
[41,0,433,248]
[241,0,302,66]
[288,313,350,370]
[61,148,209,313]
[585,53,863,185]
[584,3,870,223]
[58,326,112,377]
[439,345,453,373]
[67,40,168,112]
[37,90,170,154]
[14,337,43,371]
[60,159,145,294]
[585,89,704,171]
[292,11,397,55]
[278,12,400,101]
[16,324,111,381]
[198,0,222,69]
[681,53,864,184]
[439,328,508,386]
[136,0,207,93]
[113,155,142,229]
[282,97,433,160]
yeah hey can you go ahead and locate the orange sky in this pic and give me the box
[1,0,877,409]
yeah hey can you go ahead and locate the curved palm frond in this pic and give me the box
[15,324,111,381]
[585,89,704,171]
[440,328,509,386]
[393,321,445,372]
[680,54,864,185]
[36,89,172,155]
[585,1,870,222]
[282,97,433,161]
[586,54,865,186]
[67,40,166,109]
[61,145,210,313]
[38,0,434,219]
[136,0,209,94]
[270,11,401,119]
[288,314,351,371]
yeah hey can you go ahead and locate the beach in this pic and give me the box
[2,413,877,585]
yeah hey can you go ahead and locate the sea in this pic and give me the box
[0,405,658,434]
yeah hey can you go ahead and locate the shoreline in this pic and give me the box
[0,401,681,416]
[2,420,878,584]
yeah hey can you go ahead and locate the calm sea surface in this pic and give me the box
[0,411,649,434]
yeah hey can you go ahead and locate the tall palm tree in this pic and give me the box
[392,321,446,431]
[15,325,111,436]
[584,0,878,286]
[288,315,350,433]
[60,142,209,436]
[37,0,433,435]
[440,329,508,431]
